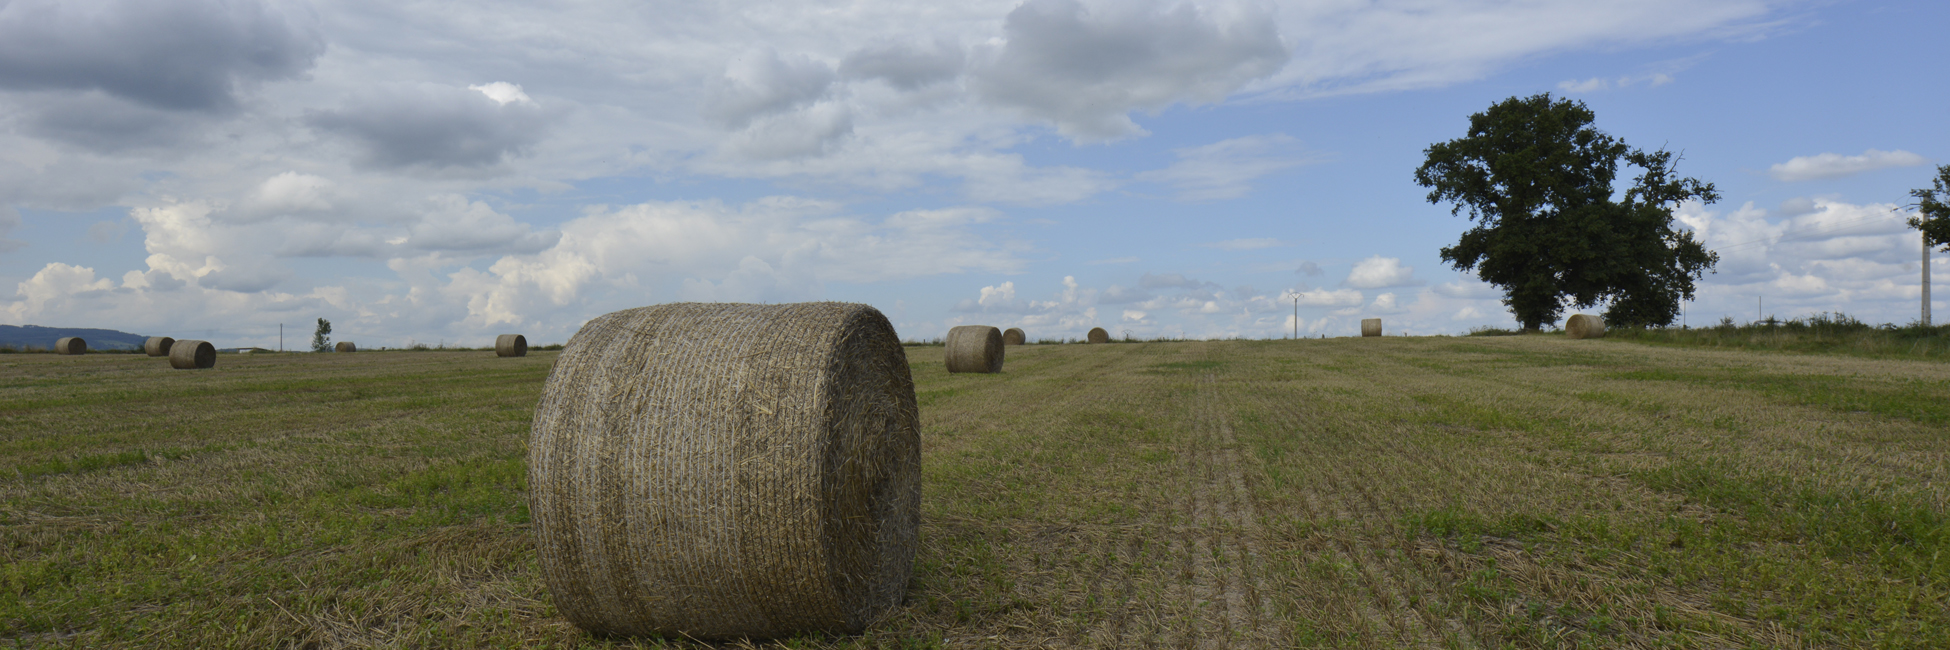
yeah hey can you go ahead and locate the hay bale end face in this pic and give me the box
[1566,314,1607,339]
[1002,327,1025,346]
[54,337,86,355]
[495,334,528,357]
[1361,318,1382,338]
[144,336,175,357]
[335,341,356,353]
[169,340,217,369]
[944,325,1004,373]
[1086,327,1110,344]
[529,302,921,640]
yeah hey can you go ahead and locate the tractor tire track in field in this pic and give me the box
[1169,374,1278,647]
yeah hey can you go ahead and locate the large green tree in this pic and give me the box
[1414,93,1720,329]
[1908,164,1950,249]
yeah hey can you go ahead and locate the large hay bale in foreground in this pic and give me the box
[169,340,216,369]
[54,337,86,355]
[529,302,921,640]
[944,325,1004,373]
[1002,327,1025,346]
[495,334,528,357]
[1086,327,1110,344]
[1361,318,1382,337]
[144,336,175,357]
[1566,314,1606,339]
[335,341,356,353]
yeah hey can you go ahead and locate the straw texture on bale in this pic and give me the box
[1086,327,1110,344]
[144,336,175,357]
[55,337,85,355]
[1361,318,1382,337]
[1566,314,1606,339]
[1002,327,1025,346]
[335,341,356,353]
[943,325,1004,374]
[169,340,217,369]
[495,334,528,357]
[529,302,921,640]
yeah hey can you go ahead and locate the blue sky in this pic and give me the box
[1,0,1944,347]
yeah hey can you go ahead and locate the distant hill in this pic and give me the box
[0,325,150,351]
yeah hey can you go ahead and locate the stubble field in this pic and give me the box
[4,335,1948,648]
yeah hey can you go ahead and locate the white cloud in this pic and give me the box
[1768,149,1929,182]
[1138,134,1306,201]
[469,82,533,106]
[972,0,1290,141]
[1345,255,1419,289]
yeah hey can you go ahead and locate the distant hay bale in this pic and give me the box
[1566,314,1606,339]
[335,341,356,353]
[1002,327,1025,346]
[144,337,175,357]
[169,340,216,369]
[1087,327,1110,344]
[495,334,528,357]
[1361,318,1382,338]
[944,325,1004,373]
[529,302,920,640]
[54,337,86,355]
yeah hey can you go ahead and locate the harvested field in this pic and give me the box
[4,338,1949,648]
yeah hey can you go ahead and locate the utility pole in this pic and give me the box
[1292,294,1298,340]
[1925,225,1933,326]
[279,323,283,352]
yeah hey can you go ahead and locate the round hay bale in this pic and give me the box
[169,340,216,369]
[1566,314,1606,339]
[54,337,86,355]
[143,336,175,357]
[1002,327,1025,346]
[944,325,1004,373]
[1086,327,1110,344]
[1361,318,1382,337]
[335,341,356,353]
[495,333,528,357]
[529,302,920,640]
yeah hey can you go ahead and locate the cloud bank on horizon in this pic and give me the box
[1,0,1944,346]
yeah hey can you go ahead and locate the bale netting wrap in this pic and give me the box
[144,336,175,357]
[1002,327,1025,346]
[1361,318,1382,337]
[496,334,528,357]
[943,325,1004,374]
[529,302,921,640]
[1086,327,1110,344]
[55,337,86,355]
[169,340,217,369]
[335,341,356,353]
[1566,314,1606,339]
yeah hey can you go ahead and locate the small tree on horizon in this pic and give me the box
[1907,164,1950,250]
[311,318,332,353]
[1414,93,1720,330]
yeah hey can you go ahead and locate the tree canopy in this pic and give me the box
[1908,164,1950,250]
[311,317,333,353]
[1414,93,1719,330]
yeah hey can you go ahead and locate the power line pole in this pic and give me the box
[1925,225,1933,326]
[1292,294,1298,340]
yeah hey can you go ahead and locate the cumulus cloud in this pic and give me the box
[840,39,966,90]
[1139,134,1305,200]
[705,50,837,128]
[973,0,1289,141]
[1344,255,1419,289]
[404,196,559,254]
[0,0,324,112]
[306,84,552,169]
[1768,149,1929,182]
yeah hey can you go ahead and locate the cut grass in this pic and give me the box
[3,337,1948,647]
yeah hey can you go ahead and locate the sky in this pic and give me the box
[1,0,1945,347]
